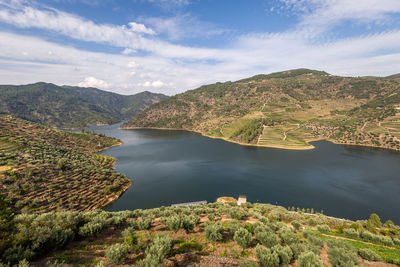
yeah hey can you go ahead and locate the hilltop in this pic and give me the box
[0,82,167,128]
[0,115,130,214]
[122,69,400,151]
[1,198,399,266]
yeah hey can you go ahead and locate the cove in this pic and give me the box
[88,123,400,224]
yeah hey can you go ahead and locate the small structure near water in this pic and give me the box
[237,195,247,206]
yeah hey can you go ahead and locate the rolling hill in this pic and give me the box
[122,69,400,151]
[0,82,167,128]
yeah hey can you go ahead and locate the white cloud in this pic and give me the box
[78,77,110,88]
[142,14,227,41]
[141,80,165,88]
[127,22,155,35]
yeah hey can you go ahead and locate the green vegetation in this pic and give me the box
[0,115,130,214]
[123,68,400,151]
[0,200,398,266]
[0,82,167,128]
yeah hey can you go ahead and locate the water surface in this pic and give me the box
[88,123,400,224]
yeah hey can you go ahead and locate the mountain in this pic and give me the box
[0,82,168,128]
[0,115,130,214]
[122,68,400,151]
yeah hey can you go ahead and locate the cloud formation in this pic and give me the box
[0,0,400,95]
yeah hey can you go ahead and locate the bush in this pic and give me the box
[298,251,324,267]
[317,225,330,233]
[182,215,199,233]
[229,220,243,235]
[255,245,279,267]
[393,238,400,246]
[234,228,252,249]
[105,243,128,265]
[205,222,224,242]
[361,231,373,241]
[327,240,358,266]
[343,228,359,239]
[291,221,301,230]
[228,207,246,220]
[255,230,279,247]
[358,248,382,262]
[278,228,299,245]
[121,227,137,247]
[238,259,259,267]
[272,244,293,265]
[144,234,172,267]
[289,243,308,259]
[166,215,181,232]
[137,216,153,230]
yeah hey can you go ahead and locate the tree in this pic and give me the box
[234,228,252,250]
[205,222,224,242]
[145,234,172,267]
[255,245,280,267]
[367,213,382,232]
[298,251,324,267]
[105,244,128,265]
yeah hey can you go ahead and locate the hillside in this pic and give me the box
[0,82,167,128]
[0,115,130,214]
[1,198,399,266]
[122,69,400,151]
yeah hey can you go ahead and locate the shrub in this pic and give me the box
[278,228,299,245]
[78,221,105,237]
[289,243,308,259]
[343,228,359,239]
[255,230,279,247]
[360,231,373,241]
[306,234,324,249]
[144,234,172,267]
[166,215,181,232]
[205,222,224,242]
[317,225,330,233]
[229,207,246,220]
[393,238,400,246]
[137,216,153,230]
[234,228,252,250]
[229,220,243,235]
[255,245,279,267]
[327,239,358,266]
[121,227,137,247]
[358,248,382,262]
[298,251,324,267]
[272,244,293,265]
[182,215,199,233]
[207,214,215,221]
[291,221,301,230]
[105,243,128,265]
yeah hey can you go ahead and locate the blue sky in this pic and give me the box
[1,0,400,95]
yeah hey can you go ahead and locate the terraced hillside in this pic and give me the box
[123,69,400,150]
[0,115,130,213]
[1,199,399,266]
[0,82,167,128]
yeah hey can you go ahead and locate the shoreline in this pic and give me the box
[120,126,316,150]
[121,126,400,152]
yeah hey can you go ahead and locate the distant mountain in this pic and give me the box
[0,82,168,128]
[122,68,400,151]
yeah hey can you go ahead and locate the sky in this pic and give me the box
[1,0,400,95]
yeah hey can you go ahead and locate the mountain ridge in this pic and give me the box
[0,82,168,128]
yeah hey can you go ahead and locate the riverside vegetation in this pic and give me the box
[0,198,399,266]
[0,115,131,214]
[122,69,400,151]
[0,82,167,128]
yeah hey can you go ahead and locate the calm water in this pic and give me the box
[88,123,400,224]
